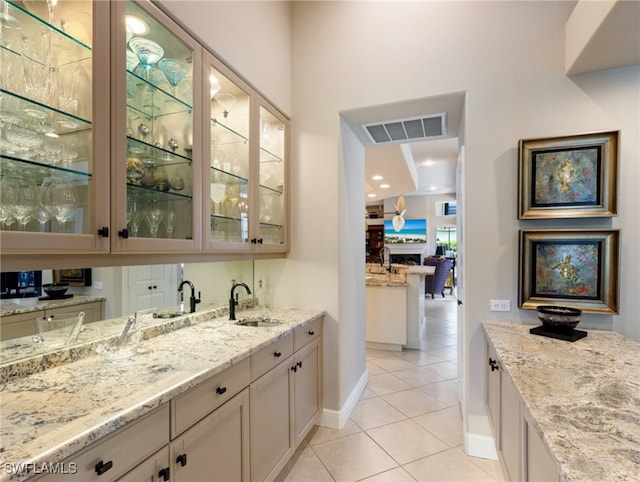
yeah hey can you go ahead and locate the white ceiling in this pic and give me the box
[342,92,465,204]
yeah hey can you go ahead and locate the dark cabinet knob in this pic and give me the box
[94,460,113,475]
[489,358,499,372]
[159,467,170,481]
[118,228,129,239]
[176,453,187,467]
[297,361,303,368]
[216,386,227,395]
[274,351,282,358]
[308,330,315,336]
[291,365,297,373]
[98,227,109,237]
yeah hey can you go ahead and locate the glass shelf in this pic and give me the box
[1,89,91,134]
[126,70,191,118]
[0,155,91,185]
[127,137,192,165]
[212,119,248,145]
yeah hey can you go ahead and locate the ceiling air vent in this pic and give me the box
[363,113,447,144]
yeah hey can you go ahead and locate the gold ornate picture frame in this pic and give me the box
[518,131,619,219]
[519,229,619,314]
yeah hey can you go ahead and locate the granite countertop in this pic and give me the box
[483,321,639,481]
[0,295,106,317]
[0,306,324,481]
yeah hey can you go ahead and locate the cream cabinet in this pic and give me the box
[0,0,111,255]
[486,340,559,482]
[250,319,323,481]
[172,388,250,482]
[1,0,289,266]
[204,52,289,254]
[0,299,105,341]
[37,404,169,482]
[116,446,170,482]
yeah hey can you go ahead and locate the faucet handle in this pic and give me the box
[196,291,201,304]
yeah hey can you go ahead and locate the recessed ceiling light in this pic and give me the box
[126,15,149,36]
[372,175,383,181]
[423,160,434,167]
[380,184,390,189]
[367,193,377,198]
[430,186,437,191]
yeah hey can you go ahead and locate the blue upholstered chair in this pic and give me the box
[424,257,453,299]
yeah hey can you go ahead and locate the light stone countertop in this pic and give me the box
[483,321,640,482]
[0,306,324,481]
[0,295,107,317]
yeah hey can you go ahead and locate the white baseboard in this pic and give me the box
[319,369,368,430]
[464,432,498,460]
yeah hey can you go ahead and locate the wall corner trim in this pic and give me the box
[318,369,368,430]
[464,432,499,461]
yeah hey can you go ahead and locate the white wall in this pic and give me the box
[289,0,640,444]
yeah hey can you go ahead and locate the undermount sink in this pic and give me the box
[236,317,281,327]
[153,311,187,319]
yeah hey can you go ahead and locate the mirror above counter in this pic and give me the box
[0,260,255,365]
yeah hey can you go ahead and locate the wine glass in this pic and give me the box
[215,93,236,118]
[164,211,175,238]
[210,182,226,215]
[144,202,164,238]
[40,178,78,233]
[2,177,37,231]
[158,59,189,97]
[128,37,164,80]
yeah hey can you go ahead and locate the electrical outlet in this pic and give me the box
[490,299,511,312]
[94,281,103,290]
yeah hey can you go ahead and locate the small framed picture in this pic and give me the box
[53,268,92,287]
[519,229,619,313]
[518,131,619,219]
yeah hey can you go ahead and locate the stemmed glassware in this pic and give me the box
[158,58,188,97]
[128,37,164,81]
[2,177,37,231]
[0,0,21,31]
[164,211,175,238]
[210,182,226,215]
[143,200,164,238]
[126,196,142,237]
[214,93,236,118]
[40,177,78,233]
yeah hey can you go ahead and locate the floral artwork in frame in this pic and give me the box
[519,229,619,314]
[518,131,618,219]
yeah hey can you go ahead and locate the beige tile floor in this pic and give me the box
[276,297,506,482]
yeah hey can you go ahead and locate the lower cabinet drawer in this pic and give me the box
[251,334,294,380]
[294,317,322,352]
[43,404,169,482]
[171,357,250,438]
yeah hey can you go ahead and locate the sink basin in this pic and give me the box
[153,311,187,319]
[236,317,281,327]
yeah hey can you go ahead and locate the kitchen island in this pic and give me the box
[483,321,639,481]
[0,305,324,481]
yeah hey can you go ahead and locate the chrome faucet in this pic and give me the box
[380,246,392,272]
[229,282,252,320]
[178,280,201,313]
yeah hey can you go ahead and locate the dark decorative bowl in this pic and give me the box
[537,305,582,331]
[42,283,69,298]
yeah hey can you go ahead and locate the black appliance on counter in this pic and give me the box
[1,271,43,299]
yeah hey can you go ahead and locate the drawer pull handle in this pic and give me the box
[274,351,282,358]
[94,460,113,475]
[159,467,170,481]
[297,361,303,368]
[308,330,315,336]
[489,358,499,372]
[176,453,188,467]
[291,365,297,373]
[216,386,227,395]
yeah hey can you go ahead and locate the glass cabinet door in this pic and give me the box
[0,0,109,253]
[256,102,287,251]
[205,54,251,251]
[113,0,200,251]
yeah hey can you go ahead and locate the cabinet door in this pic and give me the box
[0,309,44,341]
[250,359,293,482]
[45,300,104,323]
[204,52,252,252]
[171,388,250,482]
[254,101,288,252]
[524,413,559,482]
[0,0,110,254]
[116,445,170,482]
[292,337,322,447]
[500,369,522,482]
[486,342,500,438]
[112,0,202,253]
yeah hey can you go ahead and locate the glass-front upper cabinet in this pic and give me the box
[256,101,288,252]
[205,54,251,251]
[112,0,201,253]
[0,0,110,254]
